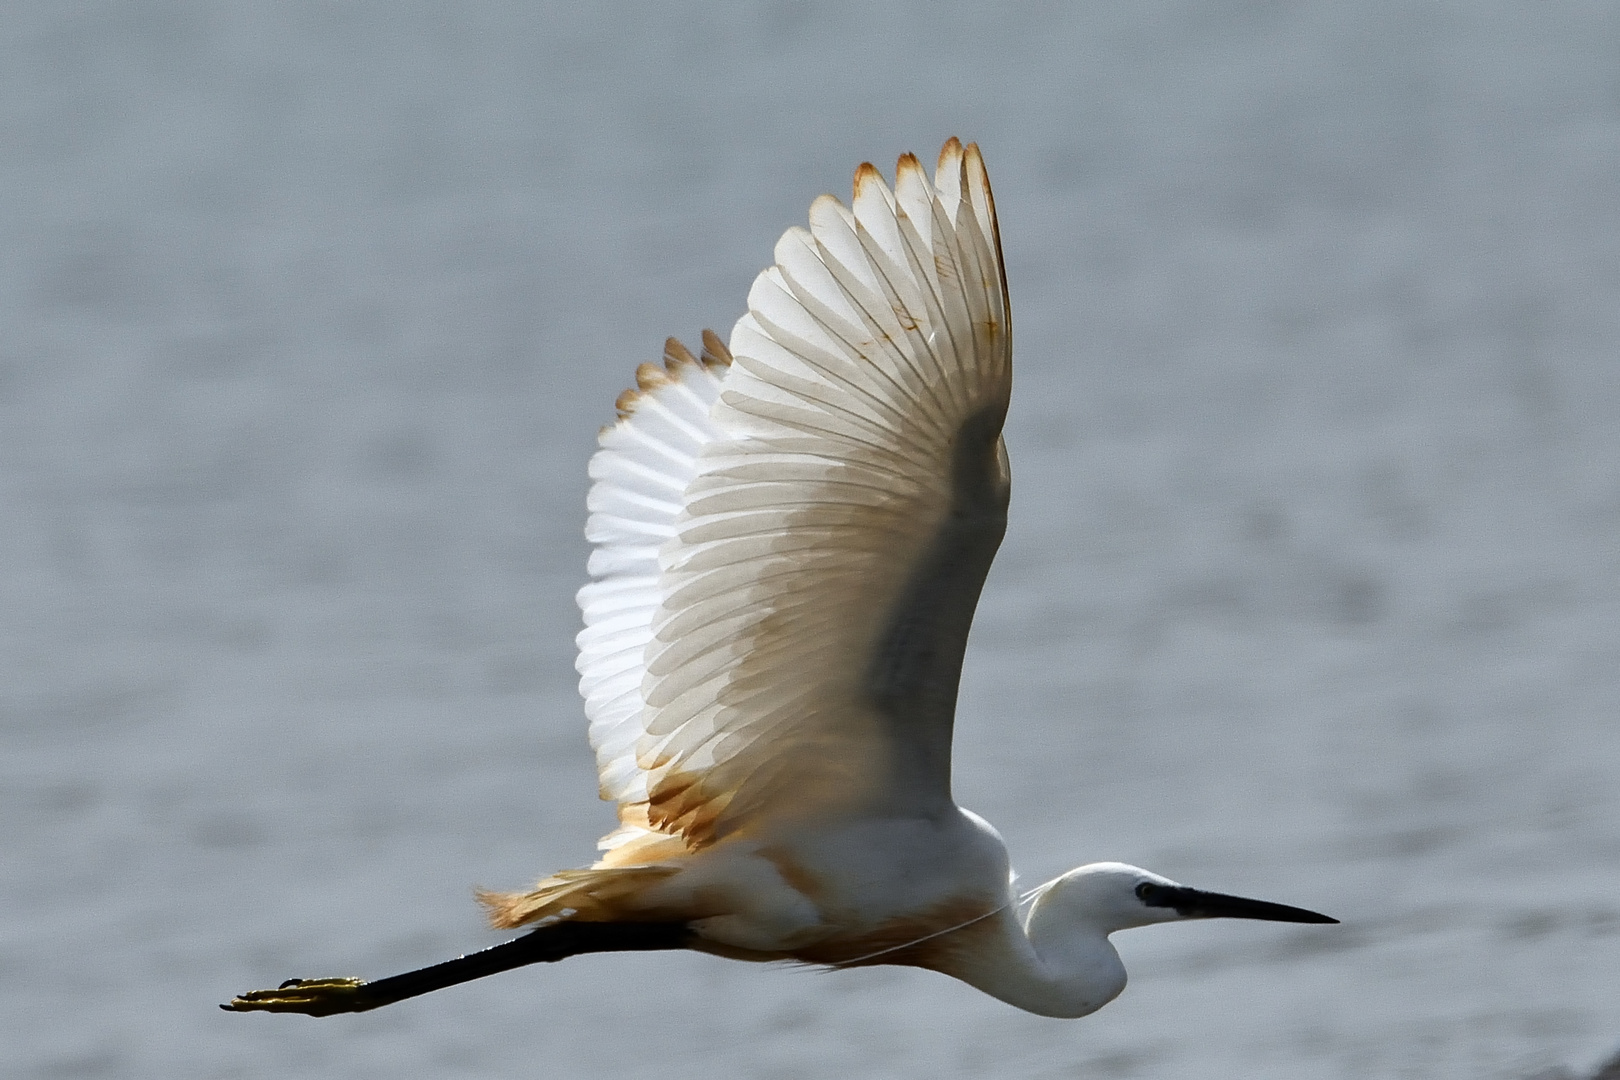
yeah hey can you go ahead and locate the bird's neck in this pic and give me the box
[944,904,1126,1019]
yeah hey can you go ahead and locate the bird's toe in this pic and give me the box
[222,976,372,1016]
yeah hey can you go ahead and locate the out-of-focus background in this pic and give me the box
[4,3,1618,1077]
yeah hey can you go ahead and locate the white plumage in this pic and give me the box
[226,140,1336,1021]
[578,338,730,816]
[559,139,1011,876]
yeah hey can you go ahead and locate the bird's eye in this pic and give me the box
[1135,882,1156,901]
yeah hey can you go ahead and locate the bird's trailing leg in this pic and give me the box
[223,921,692,1016]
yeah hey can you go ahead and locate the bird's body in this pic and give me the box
[227,139,1334,1021]
[538,803,1013,971]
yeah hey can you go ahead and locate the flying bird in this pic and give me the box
[226,138,1334,1021]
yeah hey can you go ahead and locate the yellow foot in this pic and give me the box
[222,977,374,1016]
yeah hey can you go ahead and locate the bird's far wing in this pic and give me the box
[634,139,1012,847]
[574,333,735,865]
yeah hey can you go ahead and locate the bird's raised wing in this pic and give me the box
[578,139,1011,858]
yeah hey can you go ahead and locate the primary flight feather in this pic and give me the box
[226,139,1334,1021]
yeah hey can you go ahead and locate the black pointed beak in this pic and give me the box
[1143,884,1338,924]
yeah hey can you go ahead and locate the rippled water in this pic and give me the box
[5,4,1620,1077]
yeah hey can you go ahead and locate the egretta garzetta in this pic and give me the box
[226,138,1335,1020]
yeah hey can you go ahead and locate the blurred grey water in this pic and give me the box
[4,3,1620,1077]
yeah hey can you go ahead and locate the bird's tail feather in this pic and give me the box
[475,865,680,930]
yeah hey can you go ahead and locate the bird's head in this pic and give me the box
[1031,862,1338,935]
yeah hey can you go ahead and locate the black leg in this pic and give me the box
[224,921,693,1015]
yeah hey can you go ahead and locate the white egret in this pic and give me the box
[226,139,1334,1020]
